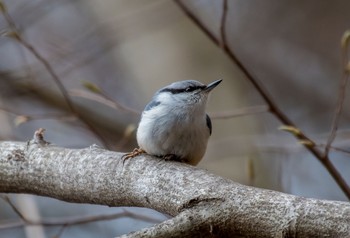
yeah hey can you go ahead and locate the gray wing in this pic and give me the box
[206,114,212,135]
[144,100,160,111]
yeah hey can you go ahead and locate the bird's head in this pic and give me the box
[154,79,222,109]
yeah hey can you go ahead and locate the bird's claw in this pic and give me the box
[122,148,145,164]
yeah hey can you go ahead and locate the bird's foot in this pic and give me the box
[122,148,145,164]
[162,154,188,163]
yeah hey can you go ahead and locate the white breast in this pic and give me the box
[136,104,210,165]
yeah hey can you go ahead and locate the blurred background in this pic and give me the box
[1,0,350,237]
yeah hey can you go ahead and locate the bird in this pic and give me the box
[123,79,222,165]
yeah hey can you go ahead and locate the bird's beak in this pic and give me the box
[203,79,222,93]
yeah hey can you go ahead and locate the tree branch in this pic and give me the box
[0,141,349,237]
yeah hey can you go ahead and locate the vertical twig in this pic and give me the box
[219,0,228,49]
[325,31,350,156]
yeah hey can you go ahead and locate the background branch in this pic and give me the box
[0,196,162,230]
[174,0,350,200]
[1,3,109,148]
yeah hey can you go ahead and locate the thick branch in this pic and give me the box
[0,141,349,237]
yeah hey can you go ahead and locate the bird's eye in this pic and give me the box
[185,87,193,92]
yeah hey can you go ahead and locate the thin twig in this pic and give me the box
[211,105,268,119]
[317,144,350,155]
[325,31,350,156]
[0,106,20,115]
[0,210,162,229]
[1,5,110,148]
[0,196,164,230]
[54,224,68,238]
[71,89,268,120]
[70,89,141,115]
[0,106,71,119]
[174,0,350,199]
[0,106,74,127]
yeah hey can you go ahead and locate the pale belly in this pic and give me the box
[136,113,210,165]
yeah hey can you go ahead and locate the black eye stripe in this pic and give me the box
[160,85,205,94]
[185,86,196,92]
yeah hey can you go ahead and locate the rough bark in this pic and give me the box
[0,141,349,237]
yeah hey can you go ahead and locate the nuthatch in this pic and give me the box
[124,79,222,165]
